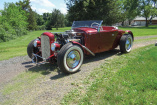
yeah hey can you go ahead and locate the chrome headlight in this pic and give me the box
[33,39,41,47]
[34,40,38,47]
[51,43,56,51]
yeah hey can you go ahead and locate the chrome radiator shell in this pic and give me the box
[41,35,50,59]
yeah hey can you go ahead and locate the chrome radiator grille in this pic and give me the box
[41,35,50,59]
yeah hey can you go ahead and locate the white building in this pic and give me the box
[132,16,157,26]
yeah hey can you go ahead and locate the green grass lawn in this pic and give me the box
[62,44,157,105]
[119,25,157,36]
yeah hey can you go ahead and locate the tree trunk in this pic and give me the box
[149,16,153,24]
[122,21,124,26]
[56,25,58,30]
[145,17,148,27]
[129,20,131,25]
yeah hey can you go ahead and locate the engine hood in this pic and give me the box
[73,27,97,33]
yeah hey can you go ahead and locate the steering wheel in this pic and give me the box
[91,22,103,31]
[91,22,100,28]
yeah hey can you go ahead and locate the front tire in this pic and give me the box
[27,39,41,61]
[57,43,84,74]
[120,34,133,53]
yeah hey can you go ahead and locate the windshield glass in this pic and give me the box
[72,20,103,29]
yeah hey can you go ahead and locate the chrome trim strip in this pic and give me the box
[82,45,95,56]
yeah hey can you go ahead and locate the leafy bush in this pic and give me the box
[0,3,28,42]
[36,25,46,30]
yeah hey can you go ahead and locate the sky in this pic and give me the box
[0,0,67,15]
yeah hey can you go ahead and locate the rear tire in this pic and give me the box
[120,34,133,53]
[57,43,84,74]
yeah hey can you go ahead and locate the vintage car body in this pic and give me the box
[27,20,133,74]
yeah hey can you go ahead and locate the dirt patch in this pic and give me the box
[0,36,157,104]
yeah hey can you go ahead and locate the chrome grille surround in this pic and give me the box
[41,35,50,59]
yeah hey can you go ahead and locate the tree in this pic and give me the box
[34,12,44,26]
[0,3,28,41]
[149,0,157,23]
[27,9,37,30]
[43,9,65,30]
[65,0,122,25]
[16,0,37,30]
[43,13,52,30]
[43,13,51,22]
[64,13,72,26]
[51,9,65,29]
[139,0,157,27]
[16,0,30,11]
[122,0,140,25]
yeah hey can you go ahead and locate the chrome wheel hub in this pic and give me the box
[126,37,132,51]
[66,50,80,69]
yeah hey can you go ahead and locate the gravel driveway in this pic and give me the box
[0,35,157,105]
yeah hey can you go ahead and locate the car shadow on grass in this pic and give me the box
[83,49,120,64]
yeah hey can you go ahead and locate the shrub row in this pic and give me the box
[0,24,28,42]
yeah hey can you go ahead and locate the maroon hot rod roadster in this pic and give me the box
[27,20,133,74]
